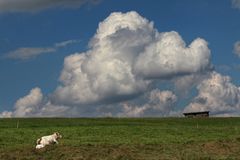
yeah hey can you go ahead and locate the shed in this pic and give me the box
[183,111,209,118]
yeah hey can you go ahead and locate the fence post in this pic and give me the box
[17,120,19,129]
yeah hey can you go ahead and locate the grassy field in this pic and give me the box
[1,118,240,159]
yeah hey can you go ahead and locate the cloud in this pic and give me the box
[35,101,71,117]
[4,47,56,60]
[120,89,177,117]
[215,64,232,72]
[232,0,240,9]
[0,0,99,13]
[1,11,212,117]
[4,39,80,60]
[0,87,70,117]
[233,64,240,71]
[51,11,211,106]
[234,41,240,57]
[134,32,211,79]
[0,111,13,118]
[55,39,81,48]
[184,72,240,116]
[13,87,43,117]
[173,72,211,97]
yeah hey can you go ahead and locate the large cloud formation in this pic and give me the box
[0,0,98,13]
[52,11,211,106]
[1,11,212,117]
[184,72,240,116]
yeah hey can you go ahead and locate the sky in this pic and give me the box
[0,0,240,117]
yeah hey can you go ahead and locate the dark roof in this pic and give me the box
[183,111,209,116]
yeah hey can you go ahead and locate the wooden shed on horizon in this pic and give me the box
[183,111,209,118]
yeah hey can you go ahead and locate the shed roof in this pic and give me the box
[183,111,209,116]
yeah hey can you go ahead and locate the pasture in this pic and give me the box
[1,118,240,159]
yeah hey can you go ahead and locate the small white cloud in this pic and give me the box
[234,41,240,57]
[4,47,56,60]
[0,0,98,13]
[232,0,240,9]
[121,104,147,117]
[4,39,80,60]
[55,39,81,48]
[184,72,240,116]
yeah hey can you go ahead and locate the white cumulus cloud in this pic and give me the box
[0,87,70,117]
[13,87,43,117]
[184,72,240,116]
[134,32,211,79]
[51,11,211,106]
[0,111,13,118]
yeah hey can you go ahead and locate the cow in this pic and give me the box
[35,132,62,149]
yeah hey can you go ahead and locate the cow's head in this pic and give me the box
[54,132,62,139]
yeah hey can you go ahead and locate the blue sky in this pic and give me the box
[0,0,240,117]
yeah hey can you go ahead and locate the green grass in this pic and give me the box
[1,118,240,159]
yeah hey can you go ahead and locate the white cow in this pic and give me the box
[36,132,62,149]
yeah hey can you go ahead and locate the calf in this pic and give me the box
[36,132,62,149]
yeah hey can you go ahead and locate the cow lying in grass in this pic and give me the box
[36,132,62,149]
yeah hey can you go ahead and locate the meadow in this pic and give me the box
[1,118,240,160]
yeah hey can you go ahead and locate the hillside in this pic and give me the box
[1,118,240,159]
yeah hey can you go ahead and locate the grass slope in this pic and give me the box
[1,118,240,159]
